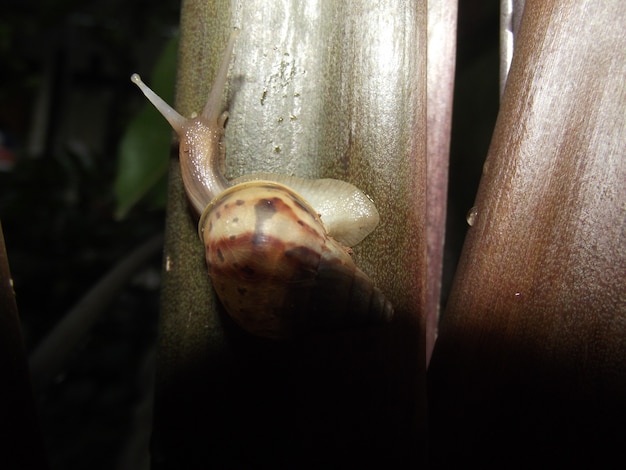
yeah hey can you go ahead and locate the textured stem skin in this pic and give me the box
[426,0,457,365]
[429,2,626,467]
[153,1,433,468]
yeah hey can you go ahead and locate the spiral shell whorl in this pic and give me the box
[200,181,392,339]
[309,244,394,331]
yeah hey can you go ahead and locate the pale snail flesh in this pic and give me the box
[131,31,393,339]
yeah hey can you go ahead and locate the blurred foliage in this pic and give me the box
[0,0,179,468]
[0,0,179,345]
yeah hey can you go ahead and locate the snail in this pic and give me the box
[131,31,393,339]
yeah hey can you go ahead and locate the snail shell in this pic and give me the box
[131,30,393,339]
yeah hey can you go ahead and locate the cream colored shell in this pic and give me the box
[200,181,392,339]
[231,173,379,247]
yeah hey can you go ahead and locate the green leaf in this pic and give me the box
[114,35,178,219]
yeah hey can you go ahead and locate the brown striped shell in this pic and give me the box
[199,181,392,338]
[131,30,393,339]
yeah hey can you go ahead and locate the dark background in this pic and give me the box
[0,0,499,468]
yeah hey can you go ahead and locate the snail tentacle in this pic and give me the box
[130,31,239,213]
[201,29,239,122]
[130,74,187,132]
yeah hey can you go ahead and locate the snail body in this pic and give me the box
[131,31,393,338]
